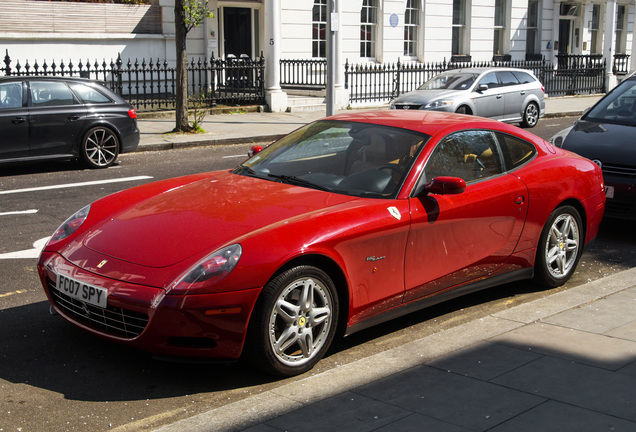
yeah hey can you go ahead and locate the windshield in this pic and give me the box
[234,120,429,198]
[417,72,479,91]
[585,79,636,126]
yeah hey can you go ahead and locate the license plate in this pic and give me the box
[55,273,108,308]
[605,185,615,199]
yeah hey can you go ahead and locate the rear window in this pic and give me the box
[512,71,536,84]
[69,82,112,104]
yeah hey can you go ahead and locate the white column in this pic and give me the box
[604,0,618,90]
[334,0,349,110]
[263,0,287,112]
[551,0,561,66]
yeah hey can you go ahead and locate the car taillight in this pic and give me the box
[128,108,137,119]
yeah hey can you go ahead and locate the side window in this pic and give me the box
[477,72,499,89]
[0,82,23,109]
[497,71,520,87]
[496,133,536,170]
[68,82,111,104]
[424,130,503,183]
[30,81,76,107]
[511,71,534,84]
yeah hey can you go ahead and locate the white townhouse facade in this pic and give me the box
[172,0,636,110]
[2,0,635,110]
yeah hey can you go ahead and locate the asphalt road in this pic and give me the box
[1,117,635,432]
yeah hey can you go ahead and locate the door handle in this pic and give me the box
[11,117,26,124]
[514,196,525,205]
[520,91,526,95]
[68,115,81,121]
[496,94,503,99]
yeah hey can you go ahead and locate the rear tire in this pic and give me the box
[246,265,339,377]
[534,206,584,288]
[81,126,119,168]
[520,102,539,128]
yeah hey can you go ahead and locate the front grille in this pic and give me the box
[605,199,635,217]
[394,104,422,110]
[603,164,636,177]
[48,278,149,339]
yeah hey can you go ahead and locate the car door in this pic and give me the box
[404,129,528,302]
[471,72,504,119]
[497,71,524,121]
[0,80,29,160]
[28,80,87,157]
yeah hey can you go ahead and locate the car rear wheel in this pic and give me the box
[81,126,119,168]
[521,102,539,128]
[534,206,583,288]
[247,265,338,376]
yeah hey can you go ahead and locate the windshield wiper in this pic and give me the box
[266,173,334,192]
[233,165,261,177]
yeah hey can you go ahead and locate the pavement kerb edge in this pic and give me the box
[151,266,636,432]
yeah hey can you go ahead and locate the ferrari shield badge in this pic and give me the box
[387,206,401,220]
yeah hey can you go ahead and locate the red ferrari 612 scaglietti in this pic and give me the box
[38,110,605,376]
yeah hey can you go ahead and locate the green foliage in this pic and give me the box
[183,0,214,33]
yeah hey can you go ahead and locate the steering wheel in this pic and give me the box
[377,164,404,175]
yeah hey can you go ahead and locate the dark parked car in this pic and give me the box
[0,76,139,168]
[550,74,636,220]
[389,67,545,128]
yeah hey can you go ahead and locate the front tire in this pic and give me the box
[534,206,584,288]
[521,102,539,128]
[81,126,120,168]
[246,266,339,376]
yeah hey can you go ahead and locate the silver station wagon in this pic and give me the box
[390,67,545,128]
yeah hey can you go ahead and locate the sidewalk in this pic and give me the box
[136,95,602,152]
[153,267,636,432]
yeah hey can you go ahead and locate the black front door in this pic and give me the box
[223,7,252,58]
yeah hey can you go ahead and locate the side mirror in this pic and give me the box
[477,84,489,93]
[248,145,264,158]
[423,176,466,195]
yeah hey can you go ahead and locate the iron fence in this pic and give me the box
[280,59,327,89]
[345,56,609,105]
[2,50,265,110]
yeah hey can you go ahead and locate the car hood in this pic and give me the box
[392,89,465,104]
[563,119,636,164]
[82,171,356,268]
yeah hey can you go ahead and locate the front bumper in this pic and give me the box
[38,252,261,359]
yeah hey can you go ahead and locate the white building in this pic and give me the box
[2,0,634,111]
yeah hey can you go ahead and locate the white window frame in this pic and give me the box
[360,0,379,59]
[404,0,420,57]
[312,0,327,58]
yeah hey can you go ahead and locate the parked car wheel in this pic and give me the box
[456,105,472,115]
[247,265,339,376]
[534,206,583,287]
[81,126,120,168]
[521,102,539,128]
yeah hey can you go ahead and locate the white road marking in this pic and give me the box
[223,154,248,159]
[0,237,51,259]
[0,176,153,195]
[0,209,39,216]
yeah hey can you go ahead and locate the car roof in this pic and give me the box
[0,75,100,84]
[325,110,510,137]
[442,67,534,74]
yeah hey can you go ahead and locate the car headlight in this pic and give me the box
[425,100,453,109]
[549,125,574,148]
[170,244,242,292]
[48,205,91,244]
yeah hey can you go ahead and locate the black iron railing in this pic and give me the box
[345,56,608,104]
[613,53,631,75]
[2,50,265,110]
[280,59,327,89]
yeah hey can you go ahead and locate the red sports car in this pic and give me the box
[38,111,605,376]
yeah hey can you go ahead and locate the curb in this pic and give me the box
[147,267,636,432]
